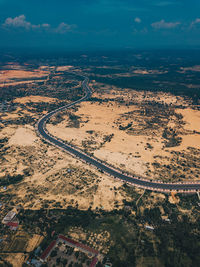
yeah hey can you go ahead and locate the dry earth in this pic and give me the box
[0,99,126,210]
[0,66,50,87]
[47,83,200,182]
[1,73,200,213]
[1,64,199,267]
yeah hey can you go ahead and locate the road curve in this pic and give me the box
[36,73,200,193]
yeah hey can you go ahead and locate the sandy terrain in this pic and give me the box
[0,80,46,87]
[169,134,200,150]
[56,65,73,71]
[13,95,57,104]
[177,108,200,132]
[26,234,43,252]
[1,70,199,212]
[47,101,168,176]
[91,82,191,106]
[0,121,126,211]
[47,89,200,181]
[8,126,38,146]
[0,69,48,81]
[4,253,26,267]
[180,65,200,72]
[0,68,50,88]
[132,69,167,75]
[166,108,200,151]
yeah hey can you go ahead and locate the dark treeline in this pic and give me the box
[93,75,200,105]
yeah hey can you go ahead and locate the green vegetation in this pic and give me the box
[0,174,24,187]
[162,127,182,147]
[14,189,200,267]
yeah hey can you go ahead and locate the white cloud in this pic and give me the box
[41,23,51,28]
[151,19,180,29]
[190,18,200,27]
[3,15,31,29]
[134,17,141,24]
[2,15,50,30]
[55,22,76,33]
[2,15,75,34]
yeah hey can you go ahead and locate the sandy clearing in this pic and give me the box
[4,253,26,267]
[94,149,148,176]
[0,125,17,138]
[132,69,167,75]
[47,101,170,176]
[76,101,133,124]
[1,112,21,120]
[8,126,38,146]
[168,195,180,204]
[56,65,73,71]
[168,134,200,150]
[20,166,124,211]
[177,108,200,132]
[47,101,138,144]
[0,80,45,87]
[15,162,27,175]
[0,68,49,88]
[13,95,58,104]
[180,65,200,72]
[1,106,36,120]
[92,176,124,210]
[0,69,48,81]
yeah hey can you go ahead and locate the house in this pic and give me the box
[40,240,57,262]
[6,221,19,230]
[58,234,99,257]
[2,211,16,224]
[40,234,99,266]
[90,257,98,267]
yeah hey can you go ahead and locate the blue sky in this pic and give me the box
[0,0,200,50]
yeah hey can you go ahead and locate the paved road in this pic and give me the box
[36,74,200,193]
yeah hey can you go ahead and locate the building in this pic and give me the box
[40,240,57,262]
[6,221,19,231]
[40,234,99,267]
[2,211,16,224]
[58,235,99,257]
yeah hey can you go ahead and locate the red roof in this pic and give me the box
[58,235,78,246]
[58,235,98,255]
[90,257,98,267]
[40,240,57,261]
[7,222,19,227]
[78,242,98,255]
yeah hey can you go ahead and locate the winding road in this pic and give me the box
[36,73,200,193]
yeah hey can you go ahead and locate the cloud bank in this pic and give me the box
[151,19,180,29]
[190,18,200,27]
[2,15,75,33]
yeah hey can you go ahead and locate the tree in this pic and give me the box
[50,250,57,257]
